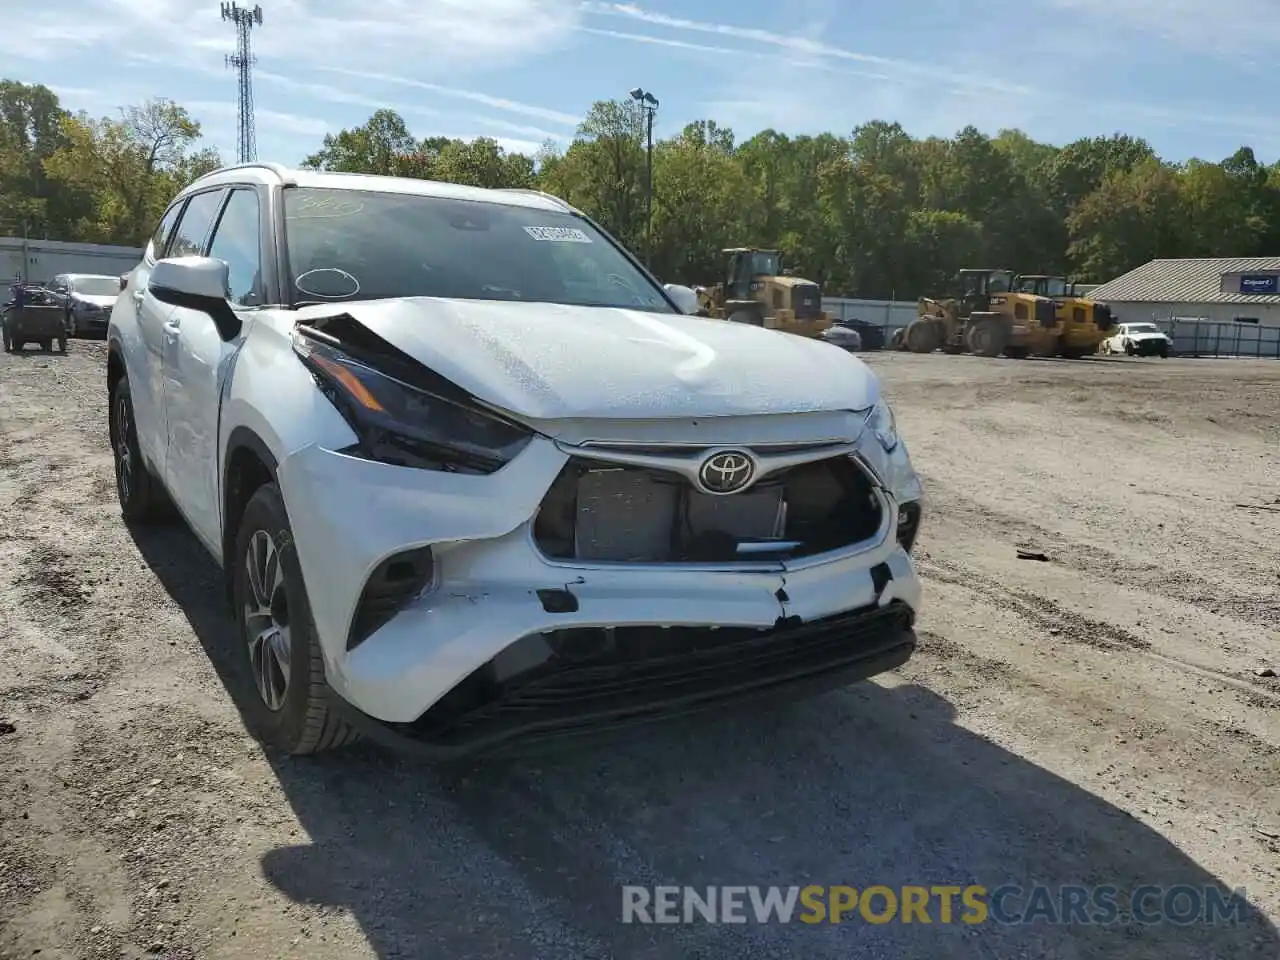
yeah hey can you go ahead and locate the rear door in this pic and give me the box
[163,186,264,551]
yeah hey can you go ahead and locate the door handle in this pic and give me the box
[163,318,181,335]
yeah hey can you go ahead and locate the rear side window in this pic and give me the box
[148,204,184,261]
[168,190,226,258]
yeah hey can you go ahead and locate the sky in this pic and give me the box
[7,0,1280,167]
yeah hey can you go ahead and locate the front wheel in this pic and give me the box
[57,337,67,354]
[232,483,359,755]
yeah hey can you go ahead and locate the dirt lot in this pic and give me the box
[1,342,1278,959]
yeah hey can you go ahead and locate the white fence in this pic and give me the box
[1,237,144,284]
[823,297,918,334]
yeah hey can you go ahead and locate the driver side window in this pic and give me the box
[206,188,263,306]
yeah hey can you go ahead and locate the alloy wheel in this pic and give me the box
[243,529,292,711]
[113,393,134,504]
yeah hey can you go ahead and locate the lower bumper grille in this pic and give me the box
[399,600,916,753]
[533,454,884,564]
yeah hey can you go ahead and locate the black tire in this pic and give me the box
[232,483,359,755]
[967,318,1009,357]
[109,377,173,524]
[1124,341,1136,356]
[57,337,67,354]
[42,339,52,353]
[904,318,942,354]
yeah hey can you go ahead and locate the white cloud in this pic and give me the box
[183,100,330,138]
[575,27,902,83]
[9,0,583,72]
[580,1,1038,96]
[1048,0,1275,52]
[317,68,581,127]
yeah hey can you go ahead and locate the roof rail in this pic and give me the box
[499,187,572,210]
[190,161,291,184]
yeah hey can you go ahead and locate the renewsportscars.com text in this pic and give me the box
[621,884,1249,926]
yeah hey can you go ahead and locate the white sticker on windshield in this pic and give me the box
[524,225,592,243]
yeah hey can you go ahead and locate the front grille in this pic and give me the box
[793,284,822,319]
[533,454,884,564]
[1035,299,1057,326]
[402,600,915,749]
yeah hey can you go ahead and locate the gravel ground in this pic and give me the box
[1,341,1278,959]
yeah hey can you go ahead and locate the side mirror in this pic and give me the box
[663,283,700,315]
[149,256,240,340]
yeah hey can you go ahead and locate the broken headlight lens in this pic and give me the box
[293,335,532,474]
[863,401,899,452]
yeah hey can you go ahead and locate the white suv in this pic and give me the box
[107,163,925,758]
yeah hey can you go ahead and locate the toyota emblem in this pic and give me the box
[698,451,755,495]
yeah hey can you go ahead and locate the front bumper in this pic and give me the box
[1130,338,1169,356]
[277,429,924,753]
[72,311,110,334]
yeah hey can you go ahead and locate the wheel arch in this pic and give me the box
[222,426,279,606]
[107,338,126,395]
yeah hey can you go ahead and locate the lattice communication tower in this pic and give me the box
[221,3,263,163]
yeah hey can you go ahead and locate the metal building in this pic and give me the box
[1089,257,1280,327]
[1,237,144,285]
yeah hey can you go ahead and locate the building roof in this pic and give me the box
[1090,257,1280,305]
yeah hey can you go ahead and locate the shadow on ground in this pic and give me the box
[130,522,1279,960]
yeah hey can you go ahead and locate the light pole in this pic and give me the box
[629,87,658,269]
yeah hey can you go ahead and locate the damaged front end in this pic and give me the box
[278,311,922,759]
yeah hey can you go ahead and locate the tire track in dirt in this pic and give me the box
[918,477,1280,629]
[917,555,1280,712]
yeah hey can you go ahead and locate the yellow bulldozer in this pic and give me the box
[896,268,1060,358]
[696,248,833,338]
[1014,274,1116,358]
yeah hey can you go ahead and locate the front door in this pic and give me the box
[163,186,264,554]
[133,189,225,473]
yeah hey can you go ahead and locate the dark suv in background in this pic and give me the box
[47,273,121,337]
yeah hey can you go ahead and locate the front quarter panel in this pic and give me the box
[219,315,359,504]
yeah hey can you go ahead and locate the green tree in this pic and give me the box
[43,98,219,245]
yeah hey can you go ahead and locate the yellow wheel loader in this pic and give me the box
[696,248,834,338]
[896,269,1060,358]
[1014,274,1116,358]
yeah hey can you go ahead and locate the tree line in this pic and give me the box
[4,78,1279,297]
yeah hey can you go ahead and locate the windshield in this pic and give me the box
[750,251,782,276]
[1127,323,1159,333]
[72,276,120,297]
[1035,277,1068,296]
[282,187,673,313]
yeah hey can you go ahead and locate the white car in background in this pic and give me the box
[1101,321,1171,358]
[106,164,925,759]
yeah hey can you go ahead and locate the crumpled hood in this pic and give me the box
[1126,331,1169,341]
[296,297,879,421]
[73,294,116,309]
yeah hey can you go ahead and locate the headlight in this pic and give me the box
[293,331,533,474]
[863,401,899,452]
